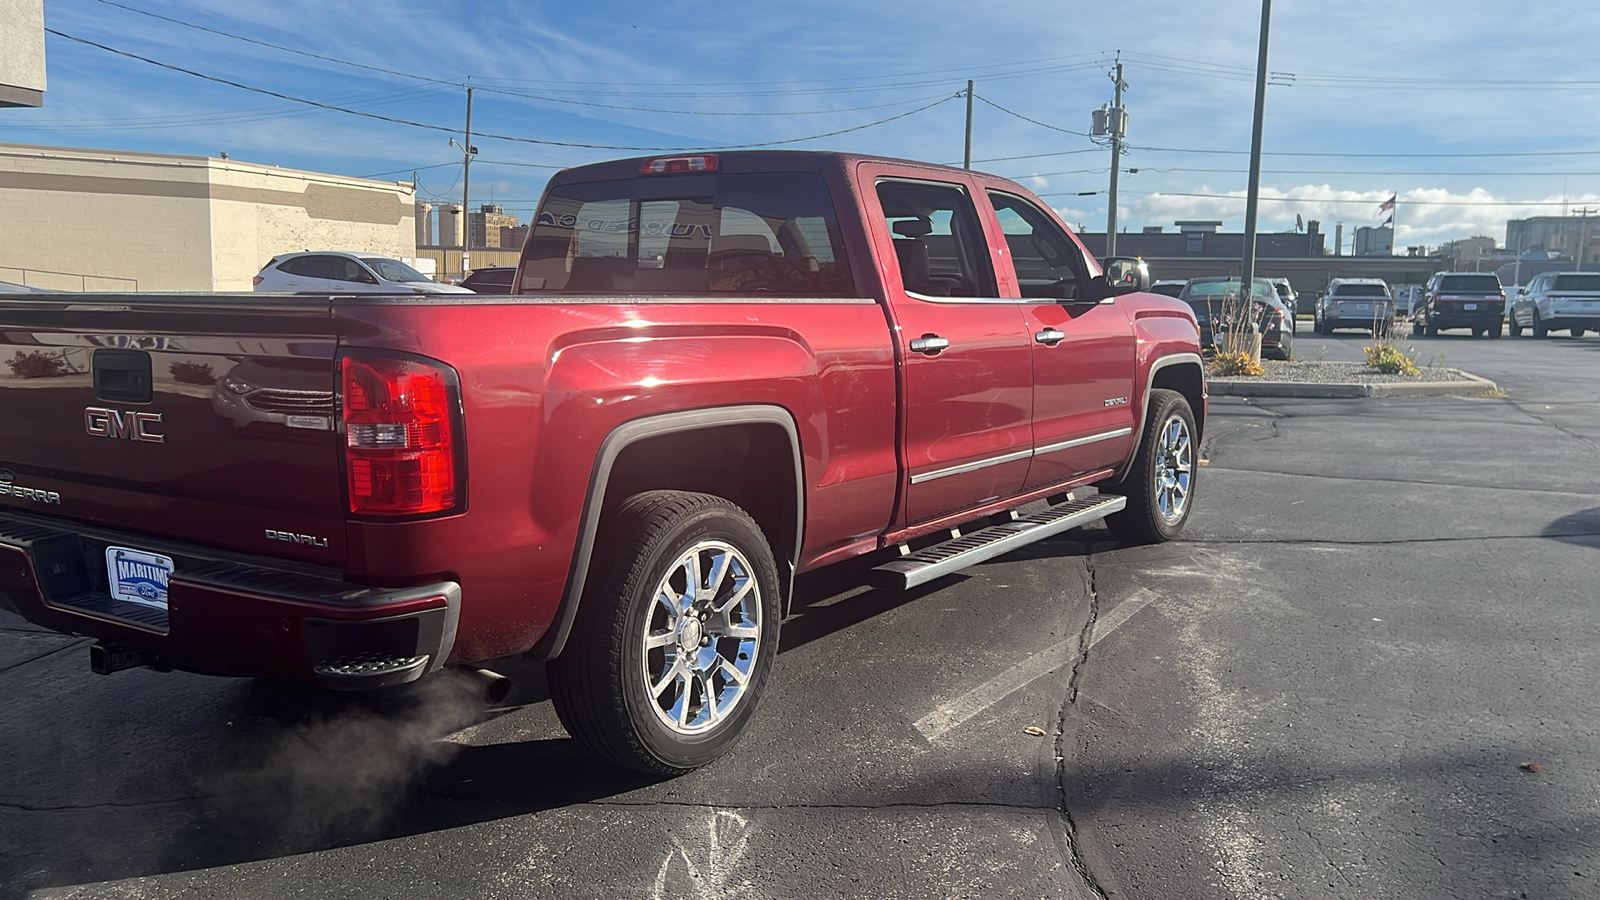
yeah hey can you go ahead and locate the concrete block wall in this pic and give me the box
[0,143,416,292]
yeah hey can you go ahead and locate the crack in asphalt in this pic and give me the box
[1185,531,1600,547]
[1504,398,1600,456]
[1050,553,1112,900]
[0,795,216,813]
[1201,463,1600,498]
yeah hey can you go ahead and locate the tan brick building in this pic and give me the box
[0,142,418,291]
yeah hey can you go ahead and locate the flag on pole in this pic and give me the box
[1378,194,1396,214]
[1383,214,1394,226]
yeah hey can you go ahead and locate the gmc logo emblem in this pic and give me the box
[84,407,165,443]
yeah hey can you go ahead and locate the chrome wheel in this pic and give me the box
[641,540,763,735]
[1153,414,1193,524]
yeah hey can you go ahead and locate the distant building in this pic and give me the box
[1078,219,1444,303]
[468,203,521,248]
[1506,215,1600,266]
[414,201,434,247]
[437,203,463,248]
[0,0,45,108]
[0,142,417,291]
[1354,226,1393,257]
[1078,220,1325,259]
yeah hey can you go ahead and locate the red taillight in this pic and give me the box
[639,154,719,174]
[252,276,264,286]
[341,355,460,516]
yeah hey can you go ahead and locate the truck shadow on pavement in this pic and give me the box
[1543,506,1600,549]
[3,536,1117,898]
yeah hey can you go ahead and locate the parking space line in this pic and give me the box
[1089,590,1159,649]
[914,591,1162,742]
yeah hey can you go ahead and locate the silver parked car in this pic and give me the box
[1509,271,1600,338]
[252,251,470,294]
[1315,278,1392,334]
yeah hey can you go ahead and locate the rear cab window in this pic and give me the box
[520,170,855,296]
[1551,274,1600,292]
[1331,284,1389,298]
[1437,275,1501,293]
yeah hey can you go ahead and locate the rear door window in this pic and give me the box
[279,256,334,279]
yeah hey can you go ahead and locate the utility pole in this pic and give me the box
[1106,56,1126,256]
[1575,207,1596,271]
[964,80,974,170]
[1239,0,1272,296]
[449,86,477,281]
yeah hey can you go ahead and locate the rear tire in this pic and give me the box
[1487,321,1502,339]
[1105,389,1197,544]
[547,491,782,775]
[1534,312,1548,338]
[1573,327,1586,338]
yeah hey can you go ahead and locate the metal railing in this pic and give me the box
[0,266,139,292]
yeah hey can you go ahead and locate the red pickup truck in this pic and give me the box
[0,151,1204,774]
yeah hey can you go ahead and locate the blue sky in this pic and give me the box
[12,0,1600,251]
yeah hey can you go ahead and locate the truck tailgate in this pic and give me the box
[0,294,348,566]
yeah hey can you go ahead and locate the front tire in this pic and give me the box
[1105,389,1197,544]
[548,491,782,775]
[1509,312,1524,337]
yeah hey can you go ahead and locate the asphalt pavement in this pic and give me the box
[3,327,1598,899]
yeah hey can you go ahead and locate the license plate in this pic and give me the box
[106,546,174,609]
[1464,303,1477,310]
[1356,303,1369,310]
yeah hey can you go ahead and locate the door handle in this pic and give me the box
[909,335,950,354]
[1034,328,1066,345]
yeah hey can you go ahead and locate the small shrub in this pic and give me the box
[1210,350,1265,378]
[169,360,217,385]
[1364,342,1421,377]
[7,350,68,378]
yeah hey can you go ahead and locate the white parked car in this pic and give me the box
[1509,271,1600,338]
[253,251,472,294]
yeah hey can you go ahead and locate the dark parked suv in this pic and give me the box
[460,266,517,293]
[1416,272,1505,338]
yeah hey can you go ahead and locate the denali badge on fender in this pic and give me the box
[84,407,165,443]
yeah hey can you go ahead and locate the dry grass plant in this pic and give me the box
[1207,284,1266,377]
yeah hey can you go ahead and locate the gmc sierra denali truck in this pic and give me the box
[0,150,1205,774]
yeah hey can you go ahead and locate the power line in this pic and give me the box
[1134,191,1596,207]
[359,160,459,179]
[1126,144,1600,159]
[477,88,958,117]
[82,0,1106,103]
[47,28,958,151]
[965,148,1104,165]
[1118,166,1600,177]
[973,94,1092,137]
[84,0,464,86]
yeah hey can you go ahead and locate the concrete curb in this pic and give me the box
[1209,369,1498,399]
